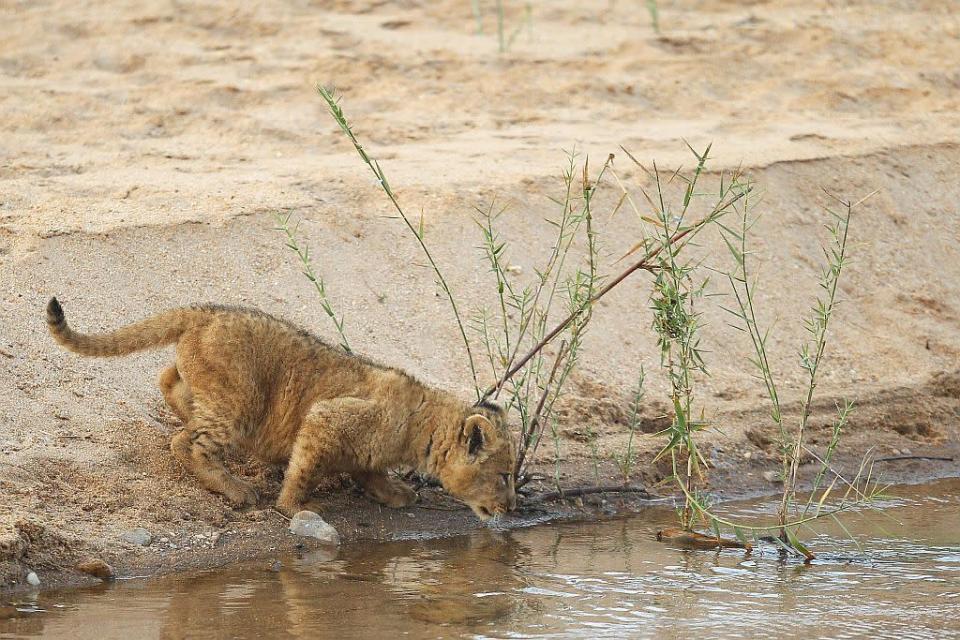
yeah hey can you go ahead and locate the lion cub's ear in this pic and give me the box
[462,414,498,457]
[474,399,507,424]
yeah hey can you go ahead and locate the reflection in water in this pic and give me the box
[3,478,959,639]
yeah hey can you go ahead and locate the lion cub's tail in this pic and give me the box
[46,297,205,357]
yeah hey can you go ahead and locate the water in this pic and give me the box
[3,478,959,639]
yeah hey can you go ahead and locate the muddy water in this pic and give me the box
[3,478,959,640]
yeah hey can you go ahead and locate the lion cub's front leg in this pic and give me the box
[275,398,383,517]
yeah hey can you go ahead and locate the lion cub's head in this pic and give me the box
[436,401,517,521]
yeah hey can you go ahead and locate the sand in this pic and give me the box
[2,0,959,590]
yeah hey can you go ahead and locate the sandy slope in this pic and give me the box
[2,0,959,589]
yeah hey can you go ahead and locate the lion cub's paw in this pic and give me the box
[222,481,259,508]
[275,498,324,519]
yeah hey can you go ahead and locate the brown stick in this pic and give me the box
[485,237,678,398]
[875,455,955,463]
[524,485,657,503]
[483,185,748,399]
[657,528,751,551]
[514,340,567,477]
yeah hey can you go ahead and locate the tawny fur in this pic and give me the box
[46,298,517,520]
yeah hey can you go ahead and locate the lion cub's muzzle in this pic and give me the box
[471,490,517,521]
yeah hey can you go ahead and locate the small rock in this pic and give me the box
[77,559,114,580]
[269,560,282,572]
[762,470,782,483]
[901,448,912,456]
[289,511,340,545]
[120,528,152,546]
[26,571,40,587]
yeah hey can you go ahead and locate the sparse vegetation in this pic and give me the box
[471,0,532,52]
[612,370,646,485]
[646,0,660,34]
[716,184,882,557]
[474,151,612,486]
[296,86,883,560]
[643,144,732,529]
[636,145,882,558]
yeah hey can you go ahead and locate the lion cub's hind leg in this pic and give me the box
[170,409,258,507]
[276,398,383,517]
[354,472,417,509]
[159,365,193,423]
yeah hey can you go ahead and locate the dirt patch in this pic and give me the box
[0,520,77,572]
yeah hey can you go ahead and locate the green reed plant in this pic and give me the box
[719,186,880,555]
[274,212,352,353]
[633,145,881,557]
[646,0,660,34]
[612,370,646,485]
[640,143,743,528]
[473,151,611,483]
[472,0,532,52]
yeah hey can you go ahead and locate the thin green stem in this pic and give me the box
[317,85,481,400]
[496,0,505,52]
[274,212,351,353]
[780,197,853,526]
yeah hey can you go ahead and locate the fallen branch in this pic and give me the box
[415,503,468,512]
[524,484,657,504]
[657,528,751,551]
[514,340,567,479]
[875,455,955,463]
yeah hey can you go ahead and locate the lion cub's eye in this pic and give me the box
[499,473,511,486]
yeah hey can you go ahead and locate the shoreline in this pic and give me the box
[3,448,957,597]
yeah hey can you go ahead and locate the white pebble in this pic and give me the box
[289,511,340,545]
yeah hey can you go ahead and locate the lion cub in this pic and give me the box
[46,298,517,520]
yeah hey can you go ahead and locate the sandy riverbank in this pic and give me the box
[2,0,959,591]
